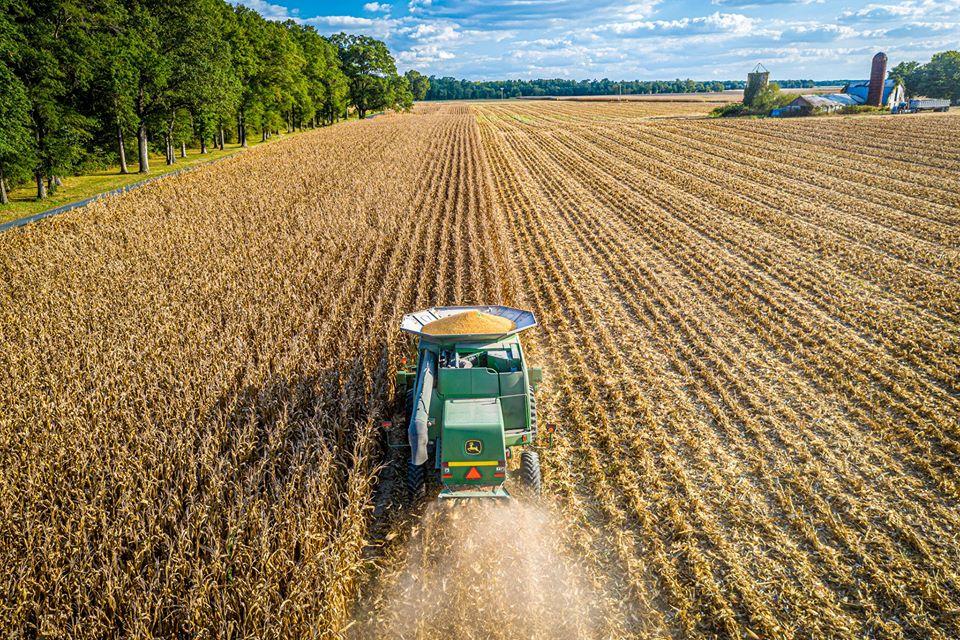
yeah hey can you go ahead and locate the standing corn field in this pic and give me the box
[1,101,959,639]
[0,104,513,637]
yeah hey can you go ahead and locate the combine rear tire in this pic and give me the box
[406,462,425,501]
[520,450,541,496]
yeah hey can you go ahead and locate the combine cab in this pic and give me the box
[394,306,545,499]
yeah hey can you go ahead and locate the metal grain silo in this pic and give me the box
[867,52,887,107]
[745,63,769,106]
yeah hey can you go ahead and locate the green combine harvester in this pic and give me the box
[394,305,545,499]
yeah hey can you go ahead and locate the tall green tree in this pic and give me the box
[0,65,32,204]
[889,61,922,98]
[157,0,237,158]
[295,25,329,127]
[280,22,311,132]
[317,36,348,125]
[921,51,960,103]
[91,0,139,174]
[404,69,429,101]
[211,0,241,149]
[889,53,960,103]
[389,74,414,112]
[331,32,398,119]
[0,0,33,203]
[228,5,264,147]
[13,0,98,198]
[252,20,304,140]
[126,0,169,173]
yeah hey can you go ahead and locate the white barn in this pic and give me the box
[842,79,905,106]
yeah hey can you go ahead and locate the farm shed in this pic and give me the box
[780,93,860,116]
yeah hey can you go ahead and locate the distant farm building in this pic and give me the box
[842,79,905,106]
[773,80,905,117]
[771,52,905,117]
[780,93,860,116]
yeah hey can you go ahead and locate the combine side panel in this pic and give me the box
[408,349,435,465]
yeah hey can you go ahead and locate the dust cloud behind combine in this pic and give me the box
[358,499,600,639]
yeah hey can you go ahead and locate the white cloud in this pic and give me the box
[609,11,757,37]
[775,22,858,42]
[841,3,923,21]
[712,0,823,5]
[234,0,295,20]
[408,0,432,13]
[840,0,960,22]
[615,2,662,21]
[307,15,377,27]
[304,14,398,39]
[524,37,575,48]
[397,44,456,65]
[883,21,959,37]
[363,2,391,12]
[403,22,462,42]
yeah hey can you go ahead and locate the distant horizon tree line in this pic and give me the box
[421,54,960,103]
[0,0,429,204]
[421,77,824,101]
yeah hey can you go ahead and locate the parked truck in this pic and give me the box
[892,98,951,114]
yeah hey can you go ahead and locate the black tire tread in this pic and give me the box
[520,450,541,496]
[406,462,425,501]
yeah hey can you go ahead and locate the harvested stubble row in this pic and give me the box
[1,98,959,640]
[473,100,960,639]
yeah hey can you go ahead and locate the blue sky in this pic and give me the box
[237,0,960,80]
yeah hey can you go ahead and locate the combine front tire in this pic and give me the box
[406,462,425,501]
[520,450,541,496]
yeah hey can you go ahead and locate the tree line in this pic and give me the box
[0,0,425,204]
[422,77,819,101]
[890,51,960,104]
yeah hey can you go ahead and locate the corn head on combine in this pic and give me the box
[393,306,545,500]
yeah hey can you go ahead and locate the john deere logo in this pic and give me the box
[464,439,483,456]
